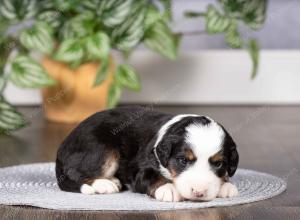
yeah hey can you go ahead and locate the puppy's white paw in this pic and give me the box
[80,184,96,195]
[155,183,183,202]
[92,179,120,194]
[217,182,238,198]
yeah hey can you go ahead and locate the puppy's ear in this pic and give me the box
[219,124,239,177]
[227,143,239,177]
[155,135,179,167]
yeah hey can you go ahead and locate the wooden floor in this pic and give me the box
[0,105,299,220]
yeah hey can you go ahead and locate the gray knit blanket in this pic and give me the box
[0,163,286,211]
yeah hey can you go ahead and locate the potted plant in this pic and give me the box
[0,0,267,133]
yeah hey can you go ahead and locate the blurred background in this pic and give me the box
[3,0,300,108]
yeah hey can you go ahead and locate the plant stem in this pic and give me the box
[184,11,207,18]
[176,30,207,36]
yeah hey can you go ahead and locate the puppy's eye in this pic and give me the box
[212,161,223,169]
[177,157,188,166]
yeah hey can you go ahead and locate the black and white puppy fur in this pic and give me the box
[56,106,239,202]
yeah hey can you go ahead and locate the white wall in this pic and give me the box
[4,50,300,105]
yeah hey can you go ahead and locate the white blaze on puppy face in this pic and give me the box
[174,121,225,201]
[154,114,199,179]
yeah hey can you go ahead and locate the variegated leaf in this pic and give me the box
[0,75,6,93]
[116,64,140,91]
[20,22,54,55]
[0,97,28,133]
[242,0,267,29]
[0,0,37,21]
[93,56,110,87]
[112,0,148,51]
[37,10,61,28]
[69,12,95,38]
[82,0,99,10]
[85,32,110,60]
[107,83,121,108]
[53,0,80,12]
[59,21,76,40]
[102,0,133,27]
[0,0,17,20]
[145,5,164,29]
[144,21,180,60]
[8,55,55,88]
[205,5,231,34]
[225,22,243,48]
[54,39,84,63]
[39,0,55,10]
[219,0,245,17]
[158,0,172,20]
[219,0,267,29]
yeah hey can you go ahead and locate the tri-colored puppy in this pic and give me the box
[56,106,239,202]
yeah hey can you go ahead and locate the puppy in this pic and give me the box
[56,106,239,202]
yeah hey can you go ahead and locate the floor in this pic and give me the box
[0,105,299,220]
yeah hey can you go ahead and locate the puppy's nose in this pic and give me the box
[192,188,207,198]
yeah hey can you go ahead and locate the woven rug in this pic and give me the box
[0,163,286,211]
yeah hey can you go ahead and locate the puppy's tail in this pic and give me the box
[55,159,81,193]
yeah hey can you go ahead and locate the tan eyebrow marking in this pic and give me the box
[185,148,197,161]
[209,150,223,162]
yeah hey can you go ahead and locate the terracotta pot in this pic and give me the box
[41,57,114,123]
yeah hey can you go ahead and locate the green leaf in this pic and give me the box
[8,55,55,88]
[101,0,133,27]
[93,57,110,86]
[38,0,55,10]
[205,5,231,34]
[58,12,95,40]
[225,22,243,48]
[242,0,267,30]
[59,21,77,40]
[107,83,121,108]
[82,0,100,10]
[248,39,259,79]
[219,0,267,30]
[144,21,180,60]
[219,0,245,17]
[112,0,148,51]
[0,0,18,20]
[0,19,9,43]
[53,0,80,12]
[116,64,140,91]
[0,0,37,21]
[0,97,28,134]
[158,0,172,20]
[145,5,164,30]
[184,11,206,18]
[37,10,62,28]
[0,76,6,93]
[20,22,54,55]
[0,38,15,69]
[85,32,110,60]
[68,12,95,38]
[54,39,84,63]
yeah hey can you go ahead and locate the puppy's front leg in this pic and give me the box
[217,182,238,198]
[154,183,183,202]
[133,168,183,202]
